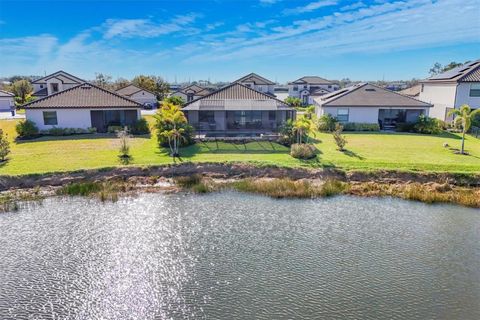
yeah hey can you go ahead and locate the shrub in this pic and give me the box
[0,129,11,161]
[343,122,380,131]
[333,123,347,151]
[317,114,338,132]
[130,118,150,135]
[107,125,123,133]
[39,127,91,136]
[117,130,132,164]
[15,120,39,138]
[278,119,296,146]
[290,143,316,159]
[174,174,202,188]
[87,127,97,134]
[396,122,416,132]
[319,179,349,197]
[414,115,443,134]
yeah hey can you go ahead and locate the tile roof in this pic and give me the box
[421,60,480,83]
[115,84,155,97]
[399,84,421,97]
[32,70,85,84]
[234,73,275,85]
[183,83,292,111]
[316,83,432,108]
[175,84,209,95]
[33,87,48,97]
[289,76,332,85]
[23,83,142,109]
[0,90,15,97]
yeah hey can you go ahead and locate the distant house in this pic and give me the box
[182,83,295,135]
[399,84,421,98]
[115,84,157,107]
[171,84,211,103]
[288,76,339,105]
[419,60,480,121]
[0,90,15,112]
[32,71,85,98]
[313,83,432,130]
[234,73,276,95]
[23,83,142,132]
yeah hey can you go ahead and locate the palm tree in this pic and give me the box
[447,104,480,155]
[293,116,316,144]
[155,102,188,157]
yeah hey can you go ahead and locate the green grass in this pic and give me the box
[1,116,480,175]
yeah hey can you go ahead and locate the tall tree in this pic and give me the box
[113,77,131,90]
[447,105,480,155]
[154,102,191,157]
[11,80,33,105]
[429,62,443,76]
[93,73,113,89]
[132,75,170,100]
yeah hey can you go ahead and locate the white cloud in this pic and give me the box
[283,0,338,15]
[340,1,366,11]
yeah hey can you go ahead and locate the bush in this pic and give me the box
[15,120,39,138]
[290,143,316,159]
[318,114,338,132]
[130,118,150,135]
[396,122,416,132]
[107,125,123,133]
[0,129,10,161]
[343,122,380,131]
[278,119,296,146]
[414,115,443,134]
[39,127,91,136]
[333,123,347,151]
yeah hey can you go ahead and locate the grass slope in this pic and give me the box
[1,117,479,175]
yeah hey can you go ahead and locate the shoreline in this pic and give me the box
[1,163,479,211]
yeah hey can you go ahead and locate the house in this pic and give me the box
[419,60,480,121]
[182,83,295,136]
[171,84,211,103]
[32,71,85,98]
[233,73,276,95]
[399,84,422,98]
[288,76,340,105]
[313,83,432,130]
[23,83,142,132]
[115,84,157,107]
[0,90,15,112]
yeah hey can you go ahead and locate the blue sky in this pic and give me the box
[0,0,479,83]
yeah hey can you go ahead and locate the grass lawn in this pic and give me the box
[1,116,479,175]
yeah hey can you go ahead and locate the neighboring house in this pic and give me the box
[23,83,142,132]
[399,84,422,98]
[32,71,85,98]
[115,84,157,107]
[182,83,295,135]
[233,73,276,95]
[171,84,211,103]
[0,90,15,112]
[313,83,432,130]
[288,76,340,105]
[419,60,480,121]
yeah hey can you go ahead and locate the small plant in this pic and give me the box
[333,123,347,151]
[447,104,480,155]
[317,114,338,132]
[15,120,39,138]
[130,118,150,135]
[174,174,202,188]
[0,129,10,162]
[414,115,443,134]
[108,125,123,133]
[117,129,132,164]
[290,143,316,159]
[343,122,380,131]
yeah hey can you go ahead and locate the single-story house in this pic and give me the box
[23,83,142,132]
[171,84,212,103]
[0,90,15,112]
[115,84,157,107]
[314,83,432,130]
[32,70,85,98]
[182,82,295,136]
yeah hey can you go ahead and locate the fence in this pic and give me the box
[471,126,480,139]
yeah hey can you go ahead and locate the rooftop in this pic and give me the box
[289,76,333,85]
[422,60,480,83]
[234,73,276,85]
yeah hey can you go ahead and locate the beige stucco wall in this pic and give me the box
[455,82,480,109]
[317,106,430,124]
[419,83,457,120]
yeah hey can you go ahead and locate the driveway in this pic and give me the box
[0,112,25,120]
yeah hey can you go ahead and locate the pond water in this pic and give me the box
[0,192,479,319]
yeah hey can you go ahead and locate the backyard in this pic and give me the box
[1,116,479,176]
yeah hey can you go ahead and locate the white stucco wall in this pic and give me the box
[317,106,430,124]
[288,83,338,99]
[455,82,480,109]
[419,83,457,120]
[0,97,14,111]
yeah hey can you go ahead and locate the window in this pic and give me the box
[199,111,215,123]
[40,85,44,88]
[43,111,58,125]
[293,85,298,91]
[51,83,59,92]
[303,85,307,89]
[328,85,332,89]
[421,84,424,92]
[187,93,194,102]
[469,84,480,97]
[337,108,349,122]
[268,111,276,121]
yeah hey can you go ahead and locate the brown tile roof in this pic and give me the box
[0,90,14,97]
[234,73,275,85]
[316,83,432,108]
[421,60,480,83]
[289,76,332,85]
[115,84,155,97]
[183,83,292,111]
[175,84,209,95]
[32,70,85,84]
[399,84,421,97]
[23,83,142,109]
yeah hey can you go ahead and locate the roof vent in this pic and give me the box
[365,88,376,91]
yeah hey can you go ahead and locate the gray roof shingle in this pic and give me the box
[32,70,85,84]
[316,83,432,108]
[115,84,155,97]
[0,90,14,97]
[183,83,292,111]
[234,73,275,85]
[289,76,333,85]
[23,83,142,109]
